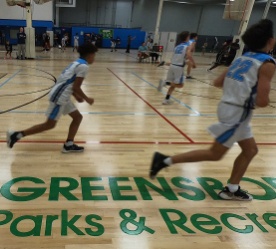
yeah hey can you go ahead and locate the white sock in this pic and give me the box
[65,141,74,146]
[164,157,172,166]
[16,132,24,139]
[227,183,239,193]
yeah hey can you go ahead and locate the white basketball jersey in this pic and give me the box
[49,59,89,105]
[171,42,189,67]
[220,52,275,122]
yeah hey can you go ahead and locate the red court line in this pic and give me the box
[1,140,276,146]
[107,67,194,143]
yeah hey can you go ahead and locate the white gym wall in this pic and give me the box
[0,1,53,22]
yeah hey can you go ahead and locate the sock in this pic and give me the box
[165,94,170,100]
[164,157,172,166]
[166,82,171,85]
[227,183,239,193]
[65,140,74,146]
[16,132,24,139]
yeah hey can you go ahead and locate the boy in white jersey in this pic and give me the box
[73,33,79,52]
[7,44,97,153]
[150,19,276,201]
[186,33,198,79]
[157,31,195,105]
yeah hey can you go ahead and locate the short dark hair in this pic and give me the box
[242,19,274,51]
[178,31,190,43]
[78,43,98,58]
[190,33,198,39]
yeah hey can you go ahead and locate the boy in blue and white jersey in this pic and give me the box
[7,44,97,153]
[158,31,195,105]
[186,33,198,79]
[150,19,276,201]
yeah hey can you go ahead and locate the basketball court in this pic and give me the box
[1,0,276,249]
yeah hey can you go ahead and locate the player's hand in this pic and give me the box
[192,64,197,68]
[86,97,94,105]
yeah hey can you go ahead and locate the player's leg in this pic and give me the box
[158,66,174,91]
[162,67,184,104]
[186,59,194,79]
[6,119,57,148]
[218,137,257,201]
[6,102,62,148]
[62,103,84,153]
[150,140,229,178]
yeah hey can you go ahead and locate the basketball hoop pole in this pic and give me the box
[154,0,164,45]
[236,0,255,57]
[25,0,36,58]
[262,0,273,19]
[26,0,32,28]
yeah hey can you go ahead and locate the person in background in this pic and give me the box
[44,32,51,53]
[17,27,26,60]
[5,40,12,59]
[201,41,208,56]
[110,38,117,52]
[157,31,195,104]
[116,36,121,49]
[73,33,79,52]
[91,33,97,46]
[61,35,67,52]
[138,42,149,62]
[126,35,135,53]
[225,38,240,66]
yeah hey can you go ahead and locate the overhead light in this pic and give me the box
[273,1,276,4]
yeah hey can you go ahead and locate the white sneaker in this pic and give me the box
[162,99,172,105]
[158,79,164,91]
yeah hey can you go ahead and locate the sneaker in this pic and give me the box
[218,186,253,201]
[157,61,165,67]
[7,131,21,148]
[62,144,84,153]
[162,99,172,105]
[149,152,169,179]
[157,79,164,91]
[186,76,193,79]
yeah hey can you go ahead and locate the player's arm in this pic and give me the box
[72,77,94,105]
[190,42,196,53]
[256,62,275,107]
[186,46,196,68]
[213,69,228,88]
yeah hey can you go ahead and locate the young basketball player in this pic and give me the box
[186,33,198,79]
[157,31,196,105]
[7,43,97,153]
[150,19,276,200]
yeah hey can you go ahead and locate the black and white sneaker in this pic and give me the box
[218,186,253,201]
[7,131,20,148]
[149,152,169,179]
[186,76,193,79]
[62,144,84,153]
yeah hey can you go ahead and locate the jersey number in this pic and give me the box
[226,58,253,82]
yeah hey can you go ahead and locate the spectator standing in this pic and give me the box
[17,27,26,60]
